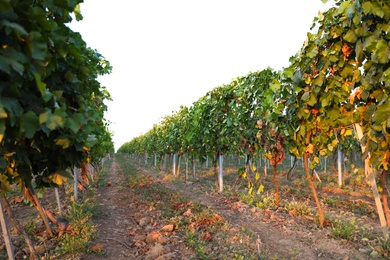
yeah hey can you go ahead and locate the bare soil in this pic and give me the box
[81,156,375,260]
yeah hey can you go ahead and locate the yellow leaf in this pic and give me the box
[344,129,353,136]
[0,107,7,119]
[251,164,257,172]
[255,172,260,181]
[4,152,15,157]
[7,167,17,177]
[305,77,311,84]
[55,139,69,149]
[257,184,264,194]
[306,143,314,154]
[48,173,68,185]
[0,175,10,192]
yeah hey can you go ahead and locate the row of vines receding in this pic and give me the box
[118,0,390,237]
[0,1,114,259]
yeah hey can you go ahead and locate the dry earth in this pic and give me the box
[80,156,372,260]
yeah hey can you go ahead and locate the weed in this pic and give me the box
[323,196,341,207]
[254,194,276,210]
[330,218,358,241]
[56,200,97,256]
[378,238,390,258]
[24,217,38,236]
[284,201,312,217]
[357,224,375,241]
[184,230,209,259]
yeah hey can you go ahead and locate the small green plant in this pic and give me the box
[323,196,341,207]
[378,238,390,258]
[330,218,358,241]
[284,201,312,217]
[24,217,38,236]
[56,200,98,256]
[184,230,209,259]
[254,194,276,209]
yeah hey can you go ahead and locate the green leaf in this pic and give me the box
[376,39,389,64]
[26,31,47,60]
[328,108,340,121]
[269,80,280,92]
[34,73,46,97]
[293,70,304,84]
[1,97,22,126]
[21,111,39,138]
[0,53,24,75]
[39,108,66,131]
[307,93,318,106]
[338,2,354,16]
[67,113,85,134]
[301,91,310,101]
[364,34,378,53]
[321,92,332,107]
[74,4,83,21]
[312,73,324,87]
[340,65,354,78]
[343,29,357,43]
[383,67,390,81]
[375,100,390,124]
[362,2,373,15]
[372,2,385,18]
[0,20,27,36]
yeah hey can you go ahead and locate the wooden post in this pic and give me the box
[218,153,224,193]
[55,188,62,216]
[355,123,388,238]
[74,167,78,202]
[337,147,343,187]
[172,154,176,176]
[324,157,327,174]
[2,196,37,259]
[192,156,196,180]
[0,198,14,260]
[185,156,189,182]
[25,185,53,237]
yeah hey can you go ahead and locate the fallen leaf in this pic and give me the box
[202,232,212,241]
[91,244,104,252]
[161,224,174,232]
[183,208,191,216]
[145,243,165,260]
[146,231,162,244]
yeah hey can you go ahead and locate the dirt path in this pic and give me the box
[82,158,137,259]
[142,168,366,260]
[82,157,369,259]
[82,158,194,260]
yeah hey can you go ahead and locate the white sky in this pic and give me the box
[69,0,334,151]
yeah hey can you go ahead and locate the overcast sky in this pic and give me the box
[69,0,334,151]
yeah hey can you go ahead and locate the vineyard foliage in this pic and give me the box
[0,0,114,192]
[119,0,390,173]
[118,0,390,227]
